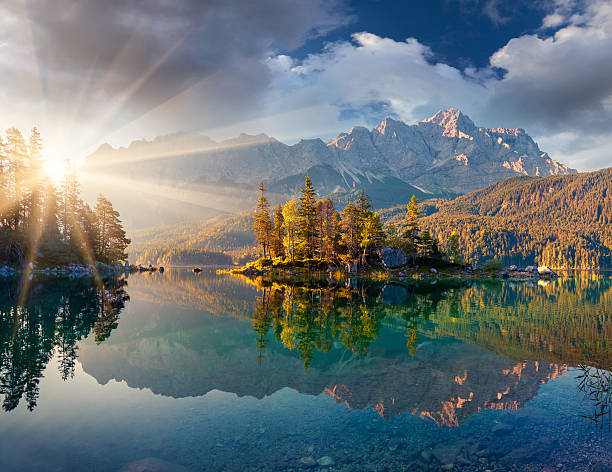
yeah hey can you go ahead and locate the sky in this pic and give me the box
[1,0,612,171]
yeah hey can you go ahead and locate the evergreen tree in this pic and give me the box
[360,212,385,263]
[94,196,130,263]
[340,202,361,262]
[448,229,463,264]
[271,204,285,258]
[402,195,420,263]
[319,198,339,263]
[297,176,317,258]
[282,200,299,262]
[59,161,81,243]
[253,182,272,258]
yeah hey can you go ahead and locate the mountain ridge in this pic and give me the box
[83,109,576,229]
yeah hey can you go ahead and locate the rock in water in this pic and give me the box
[537,266,557,277]
[299,456,317,467]
[119,457,191,472]
[378,247,408,269]
[317,456,335,466]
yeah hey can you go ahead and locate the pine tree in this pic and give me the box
[27,127,44,232]
[340,202,361,262]
[94,196,130,263]
[282,200,299,262]
[253,182,272,258]
[448,229,463,264]
[403,195,420,263]
[319,198,338,263]
[271,204,285,258]
[4,128,28,230]
[59,161,81,243]
[297,176,317,258]
[360,211,385,263]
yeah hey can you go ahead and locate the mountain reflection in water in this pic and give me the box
[0,269,609,429]
[74,270,611,428]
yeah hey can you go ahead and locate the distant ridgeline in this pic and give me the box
[129,213,254,265]
[382,168,612,269]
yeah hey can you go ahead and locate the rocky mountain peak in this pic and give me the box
[423,108,476,138]
[374,117,406,136]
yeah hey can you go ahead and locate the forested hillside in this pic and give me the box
[410,168,612,268]
[129,213,254,265]
[131,169,611,269]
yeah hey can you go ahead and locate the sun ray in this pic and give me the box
[77,170,264,214]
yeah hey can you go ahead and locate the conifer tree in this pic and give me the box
[297,176,317,258]
[360,211,385,263]
[403,195,420,263]
[59,161,81,243]
[340,202,361,262]
[271,204,285,258]
[448,229,463,264]
[319,198,338,263]
[94,196,130,263]
[282,200,298,262]
[253,182,272,258]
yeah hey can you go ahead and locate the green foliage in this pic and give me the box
[383,169,612,269]
[253,182,272,258]
[481,258,503,271]
[297,176,318,258]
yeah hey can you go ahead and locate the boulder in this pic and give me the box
[378,247,408,269]
[508,265,518,271]
[524,265,537,273]
[537,266,557,277]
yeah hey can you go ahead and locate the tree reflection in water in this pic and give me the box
[251,279,448,369]
[0,276,129,412]
[577,341,611,432]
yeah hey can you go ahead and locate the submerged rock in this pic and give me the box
[299,456,317,467]
[317,456,334,466]
[118,457,191,472]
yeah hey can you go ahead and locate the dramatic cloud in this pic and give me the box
[1,0,611,171]
[261,1,612,170]
[0,0,350,157]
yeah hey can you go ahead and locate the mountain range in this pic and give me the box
[83,109,575,230]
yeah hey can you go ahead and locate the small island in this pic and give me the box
[226,177,559,283]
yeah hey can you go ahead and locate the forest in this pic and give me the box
[0,127,130,268]
[400,168,611,269]
[250,177,457,270]
[131,167,611,270]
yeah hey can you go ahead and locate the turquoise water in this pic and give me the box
[0,269,610,471]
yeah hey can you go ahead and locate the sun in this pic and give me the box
[43,159,66,183]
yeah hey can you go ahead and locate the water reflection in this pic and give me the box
[73,270,611,428]
[0,276,129,411]
[578,341,611,431]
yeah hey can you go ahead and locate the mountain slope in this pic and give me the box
[411,168,611,268]
[83,109,574,230]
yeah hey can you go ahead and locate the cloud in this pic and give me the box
[0,0,351,156]
[1,0,611,172]
[263,33,489,137]
[259,2,612,171]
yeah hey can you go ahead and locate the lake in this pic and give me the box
[0,269,610,471]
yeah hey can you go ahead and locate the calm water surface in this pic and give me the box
[0,269,610,471]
